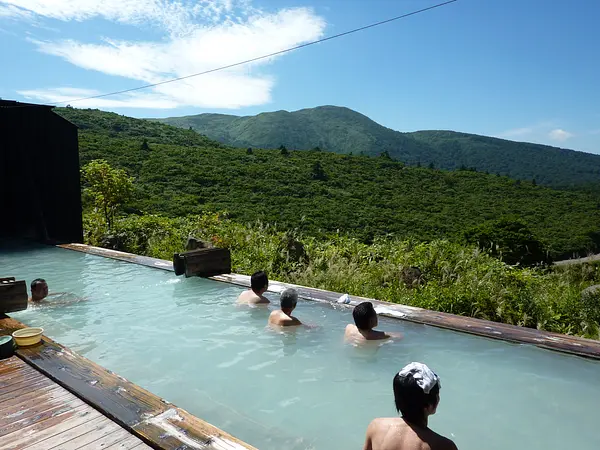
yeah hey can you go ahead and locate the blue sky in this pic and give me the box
[1,0,599,154]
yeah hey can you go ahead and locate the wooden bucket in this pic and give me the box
[0,277,28,313]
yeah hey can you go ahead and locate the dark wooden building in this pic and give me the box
[0,100,83,243]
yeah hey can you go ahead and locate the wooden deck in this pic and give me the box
[0,356,151,450]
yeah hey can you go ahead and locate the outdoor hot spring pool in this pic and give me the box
[2,244,600,449]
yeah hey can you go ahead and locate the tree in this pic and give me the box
[311,161,328,181]
[247,147,253,155]
[279,145,289,156]
[428,162,435,170]
[312,146,322,152]
[464,217,551,266]
[81,160,134,229]
[380,150,392,160]
[141,139,150,152]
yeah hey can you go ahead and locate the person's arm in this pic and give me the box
[384,331,404,339]
[363,421,375,450]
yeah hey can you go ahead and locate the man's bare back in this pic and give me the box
[345,324,390,342]
[237,290,269,305]
[363,418,457,450]
[268,309,302,327]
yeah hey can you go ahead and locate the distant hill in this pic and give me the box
[56,107,600,259]
[154,105,600,188]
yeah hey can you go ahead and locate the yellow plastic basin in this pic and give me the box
[12,327,44,347]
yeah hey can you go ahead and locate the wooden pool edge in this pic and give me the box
[58,243,600,360]
[0,315,258,450]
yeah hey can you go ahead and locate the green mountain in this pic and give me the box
[154,105,600,188]
[57,107,600,260]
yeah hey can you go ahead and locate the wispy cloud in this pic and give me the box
[2,0,326,109]
[548,128,573,142]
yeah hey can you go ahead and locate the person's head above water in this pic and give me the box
[30,278,48,301]
[250,271,268,294]
[353,301,378,330]
[279,288,298,312]
[393,362,441,427]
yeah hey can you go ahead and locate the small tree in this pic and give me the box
[81,160,134,229]
[141,139,150,152]
[247,147,253,155]
[279,145,289,156]
[311,161,328,181]
[380,150,392,160]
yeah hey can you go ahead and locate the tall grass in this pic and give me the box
[84,212,600,339]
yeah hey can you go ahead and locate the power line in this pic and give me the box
[57,0,458,105]
[5,0,457,108]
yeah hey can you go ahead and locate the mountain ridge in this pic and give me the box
[153,105,600,188]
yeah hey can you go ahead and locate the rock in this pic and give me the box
[582,284,600,300]
[401,266,423,289]
[185,236,212,251]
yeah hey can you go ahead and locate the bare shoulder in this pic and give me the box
[429,429,458,450]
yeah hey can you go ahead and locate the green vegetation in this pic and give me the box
[155,105,600,187]
[70,102,600,338]
[62,108,600,260]
[464,217,551,266]
[81,160,134,229]
[83,210,600,340]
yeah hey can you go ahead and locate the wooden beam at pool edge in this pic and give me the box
[58,243,600,360]
[0,316,257,450]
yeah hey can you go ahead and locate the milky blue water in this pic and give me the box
[2,244,600,449]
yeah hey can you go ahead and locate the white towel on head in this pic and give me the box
[398,362,441,394]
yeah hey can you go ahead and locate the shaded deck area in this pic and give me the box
[0,356,151,450]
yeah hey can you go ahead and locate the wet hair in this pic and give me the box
[31,278,46,291]
[250,271,268,292]
[393,371,440,424]
[280,288,298,309]
[353,301,376,330]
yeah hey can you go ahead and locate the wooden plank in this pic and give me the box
[75,427,133,449]
[0,384,65,411]
[0,369,51,391]
[103,435,151,450]
[43,417,122,450]
[0,376,56,402]
[0,398,85,437]
[23,414,110,450]
[1,405,101,450]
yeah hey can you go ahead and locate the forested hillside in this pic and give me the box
[57,107,600,259]
[155,105,600,188]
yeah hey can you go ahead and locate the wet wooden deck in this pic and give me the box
[0,356,151,450]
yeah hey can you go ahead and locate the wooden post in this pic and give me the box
[172,248,231,278]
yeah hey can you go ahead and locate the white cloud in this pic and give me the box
[18,87,179,108]
[0,4,33,19]
[2,0,239,35]
[2,1,326,109]
[548,128,573,142]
